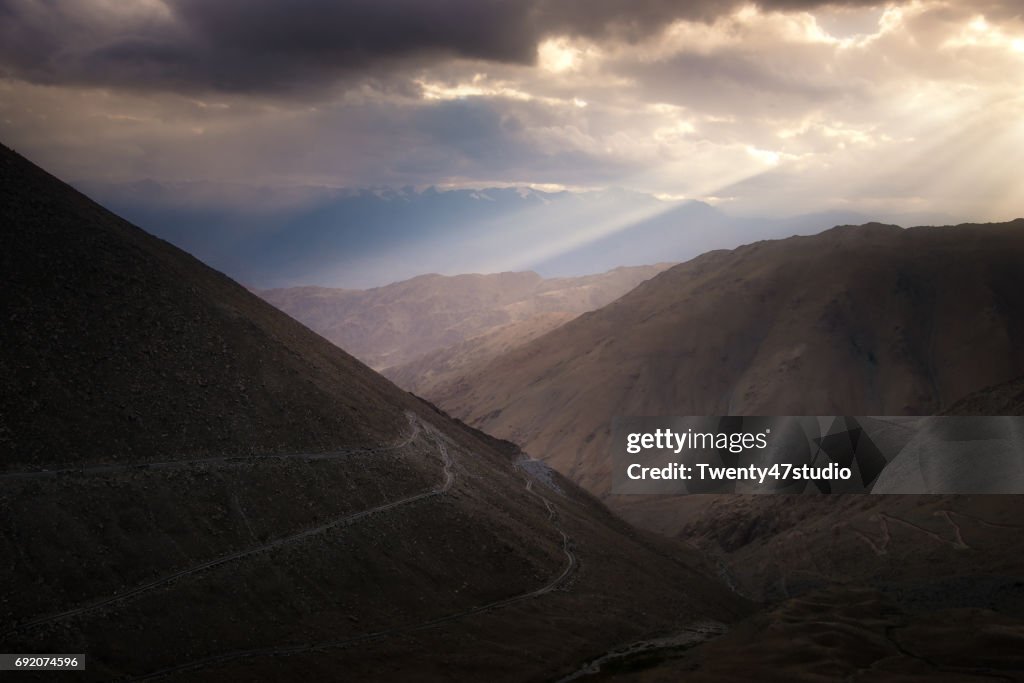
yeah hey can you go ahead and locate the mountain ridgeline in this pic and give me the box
[87,178,949,290]
[258,264,673,373]
[434,220,1024,494]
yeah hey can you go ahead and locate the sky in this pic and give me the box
[1,0,1023,280]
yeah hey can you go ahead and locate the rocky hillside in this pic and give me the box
[435,221,1024,495]
[422,225,1024,681]
[943,375,1024,416]
[258,263,672,374]
[0,144,745,682]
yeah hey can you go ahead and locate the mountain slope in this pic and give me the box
[2,151,412,467]
[943,375,1024,416]
[258,263,672,373]
[436,221,1024,495]
[0,144,746,681]
[425,221,1024,681]
[384,311,577,396]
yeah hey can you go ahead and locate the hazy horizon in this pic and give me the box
[77,177,968,288]
[2,0,1022,285]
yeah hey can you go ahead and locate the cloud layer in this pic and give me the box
[0,0,904,92]
[1,0,1023,221]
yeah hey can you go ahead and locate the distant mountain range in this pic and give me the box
[258,264,673,387]
[80,179,954,289]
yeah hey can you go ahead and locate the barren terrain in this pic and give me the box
[259,264,672,377]
[0,144,744,681]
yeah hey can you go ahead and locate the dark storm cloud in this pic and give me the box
[0,0,535,92]
[0,0,911,94]
[166,0,538,90]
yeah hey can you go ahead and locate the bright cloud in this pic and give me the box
[0,0,1021,221]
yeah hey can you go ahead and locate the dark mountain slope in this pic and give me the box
[424,220,1024,681]
[944,375,1024,416]
[437,221,1024,495]
[1,143,420,468]
[421,222,1024,679]
[0,144,745,681]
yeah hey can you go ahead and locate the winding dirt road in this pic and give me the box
[7,413,579,683]
[123,446,578,682]
[5,414,443,636]
[0,416,422,481]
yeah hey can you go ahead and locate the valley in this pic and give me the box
[4,142,1024,681]
[259,216,1024,680]
[258,264,673,381]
